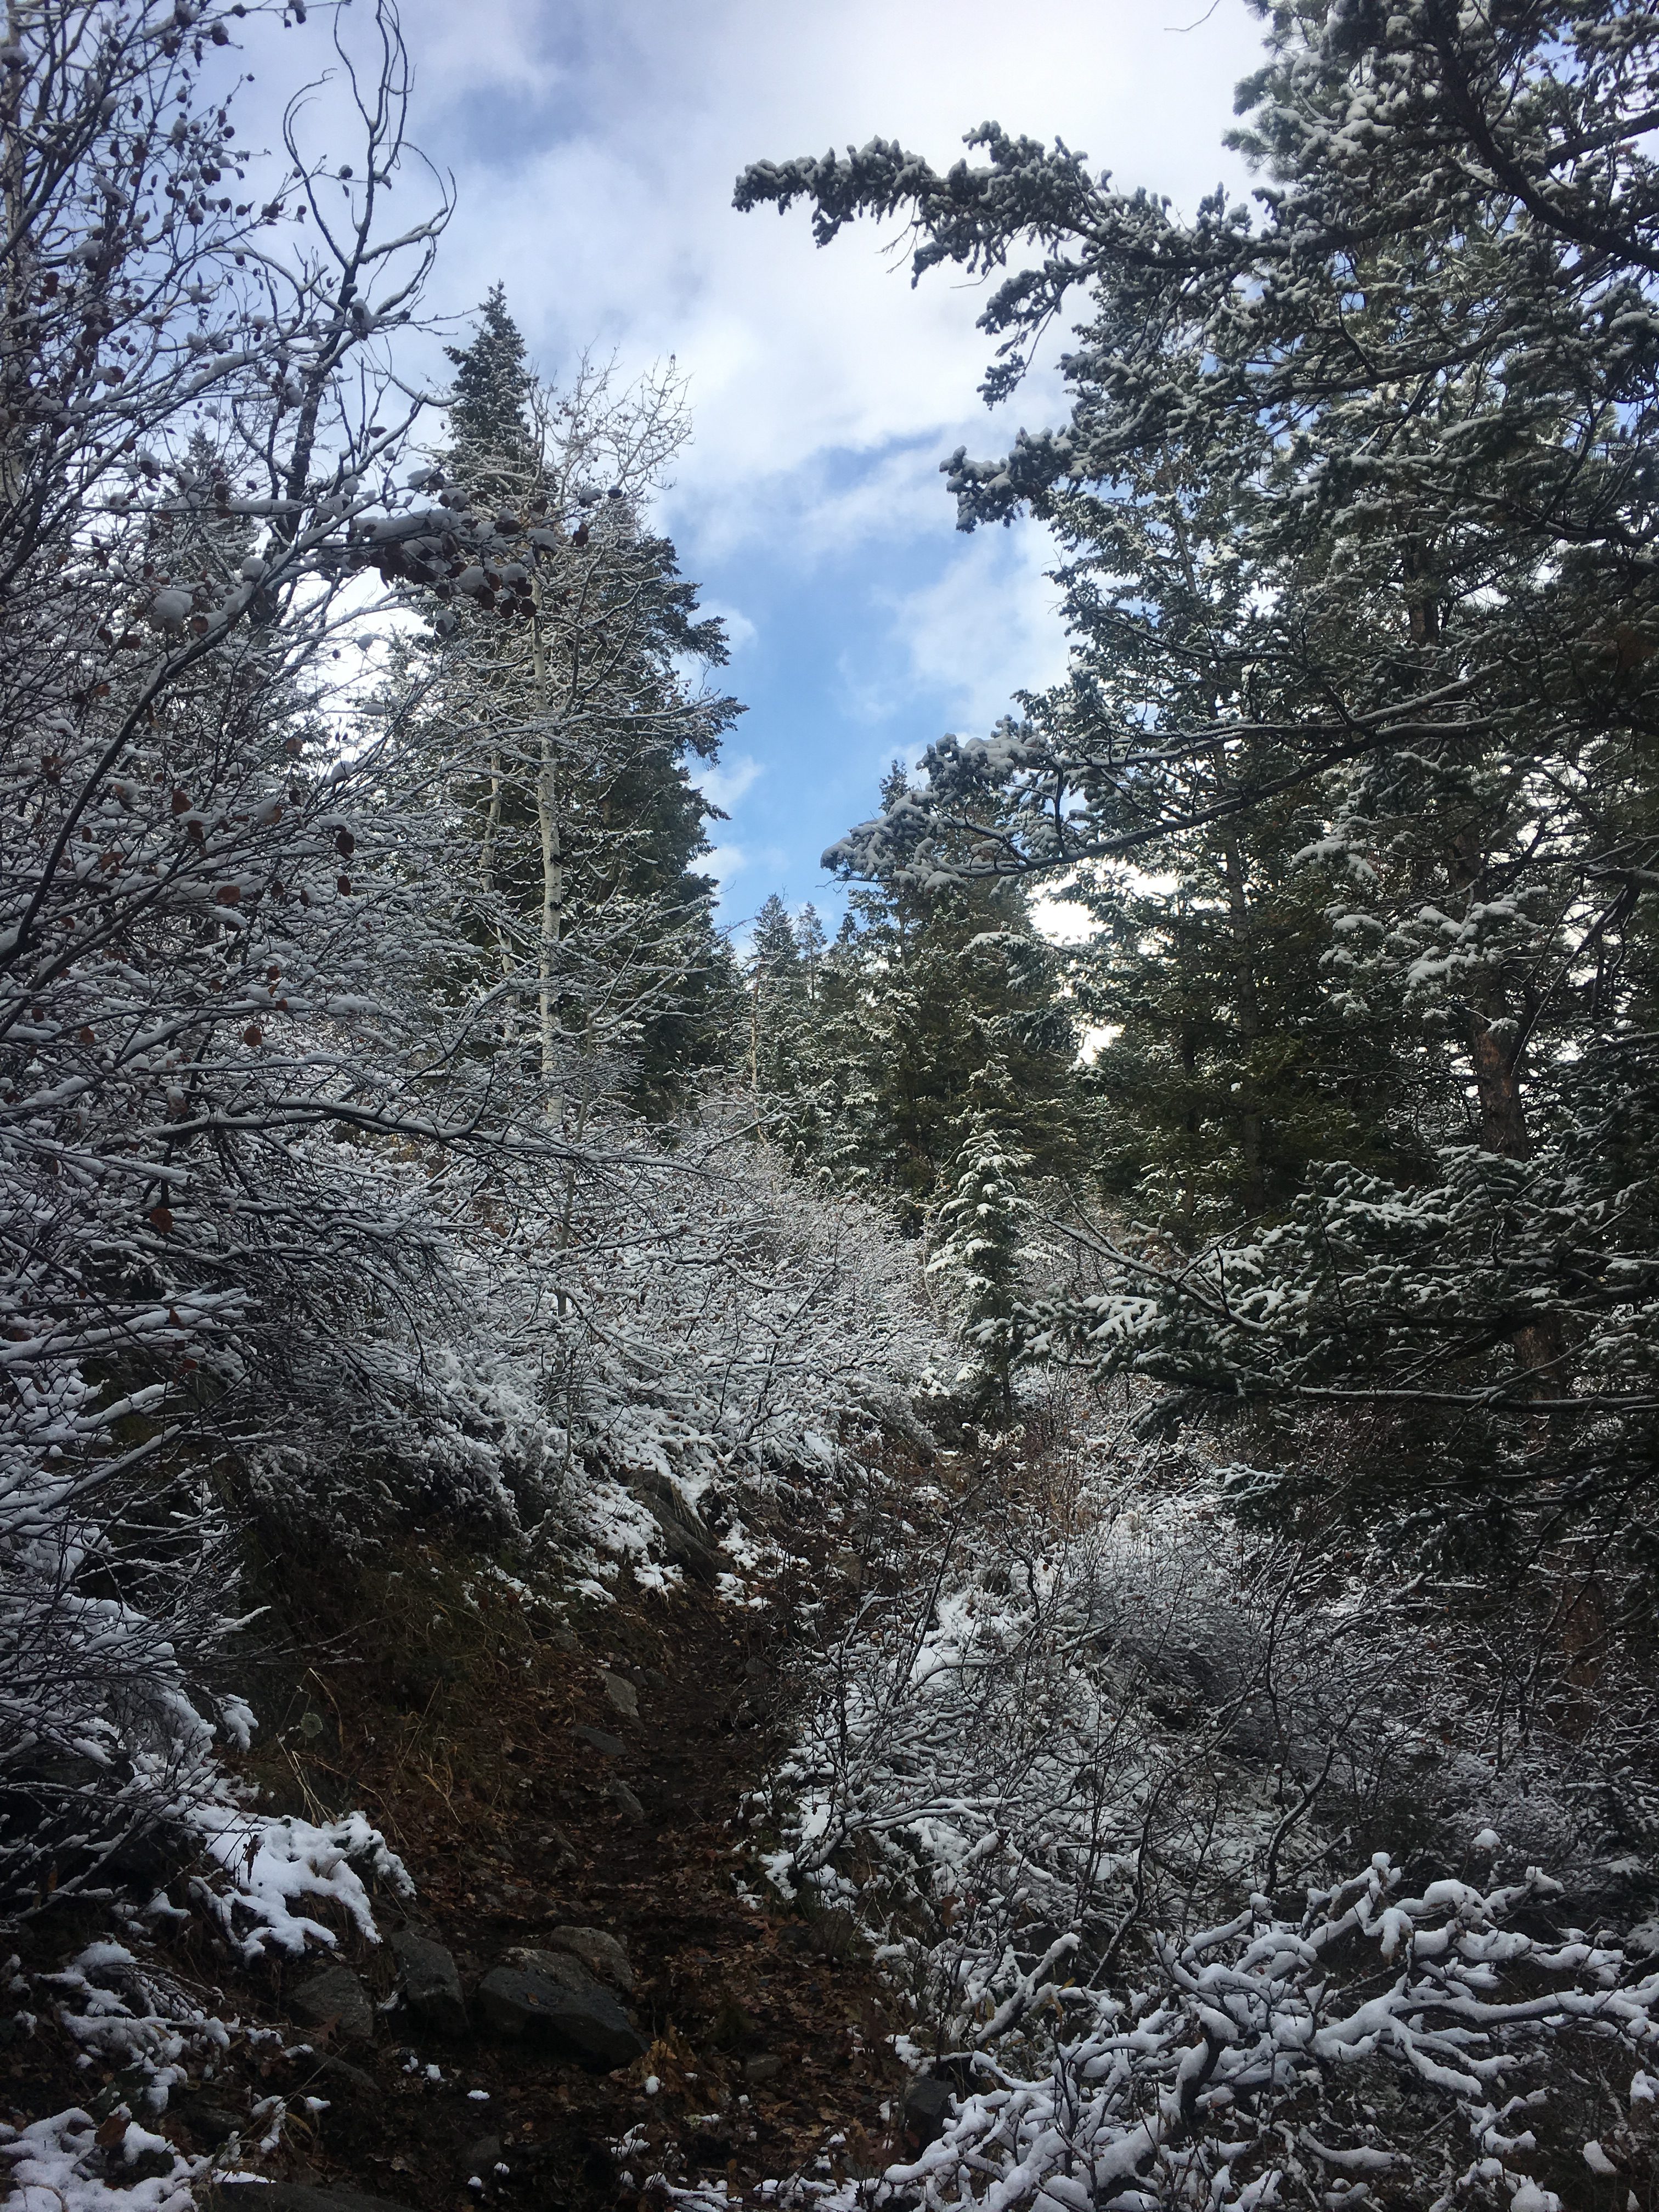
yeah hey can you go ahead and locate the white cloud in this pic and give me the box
[697,753,764,814]
[886,528,1071,735]
[389,0,1262,566]
[704,842,750,887]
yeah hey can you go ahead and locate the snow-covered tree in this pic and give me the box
[927,1066,1040,1415]
[413,320,737,1124]
[737,0,1659,1541]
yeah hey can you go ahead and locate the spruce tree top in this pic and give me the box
[445,284,533,459]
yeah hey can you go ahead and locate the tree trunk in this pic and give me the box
[1217,817,1266,1220]
[1448,837,1565,1383]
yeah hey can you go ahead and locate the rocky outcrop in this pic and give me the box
[476,1954,645,2071]
[390,1927,467,2037]
[537,1924,634,1994]
[288,1960,374,2046]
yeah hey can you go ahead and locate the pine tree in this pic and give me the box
[754,770,1084,1229]
[428,306,738,1120]
[927,1063,1039,1417]
[444,283,534,477]
[738,2,1659,1541]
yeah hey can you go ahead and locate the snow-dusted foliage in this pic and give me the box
[0,1822,395,2207]
[0,0,939,1914]
[754,1417,1659,2198]
[885,1864,1659,2212]
[541,1133,936,1511]
[0,0,506,1906]
[737,0,1659,1544]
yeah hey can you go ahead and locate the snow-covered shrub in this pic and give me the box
[764,1424,1659,2066]
[889,1860,1659,2212]
[0,0,560,1904]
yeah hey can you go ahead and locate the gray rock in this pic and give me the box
[744,2053,783,2085]
[608,1777,645,1820]
[574,1723,625,1758]
[311,2055,379,2098]
[390,1927,467,2038]
[520,1925,634,1995]
[461,2134,502,2177]
[631,1472,721,1584]
[599,1669,640,1720]
[903,2075,956,2148]
[289,1960,374,2046]
[476,1960,645,2071]
[216,2188,414,2212]
[177,2097,244,2143]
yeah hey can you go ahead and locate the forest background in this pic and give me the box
[3,4,1659,2211]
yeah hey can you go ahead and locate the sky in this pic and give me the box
[255,0,1268,926]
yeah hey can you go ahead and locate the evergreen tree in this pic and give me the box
[444,282,534,477]
[738,1,1659,1543]
[927,1063,1039,1417]
[753,770,1084,1229]
[427,306,738,1119]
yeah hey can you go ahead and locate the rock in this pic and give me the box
[476,1960,646,2071]
[176,2097,244,2143]
[574,1723,625,1758]
[599,1669,639,1720]
[461,2134,502,2177]
[216,2187,415,2212]
[636,1664,669,1694]
[631,1472,722,1584]
[390,1927,467,2038]
[311,2055,379,2099]
[289,1960,374,2046]
[608,1778,645,1820]
[744,2053,784,2085]
[903,2075,956,2149]
[529,1925,634,1995]
[536,1825,579,1869]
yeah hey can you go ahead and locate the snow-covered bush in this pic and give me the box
[763,1423,1659,2068]
[889,1860,1659,2212]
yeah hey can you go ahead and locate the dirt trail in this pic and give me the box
[317,1577,904,2211]
[5,1536,910,2209]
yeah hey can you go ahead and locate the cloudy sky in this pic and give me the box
[266,0,1268,923]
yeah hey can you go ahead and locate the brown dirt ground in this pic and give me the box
[4,1537,911,2212]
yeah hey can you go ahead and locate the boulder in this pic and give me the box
[600,1670,639,1720]
[390,1927,467,2037]
[631,1473,721,1584]
[574,1723,625,1758]
[476,1958,645,2071]
[608,1778,645,1821]
[289,1959,374,2046]
[544,1924,634,1994]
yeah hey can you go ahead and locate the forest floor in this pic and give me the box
[5,1536,911,2212]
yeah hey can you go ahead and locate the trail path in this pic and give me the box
[272,1576,905,2212]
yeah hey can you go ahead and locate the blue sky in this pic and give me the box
[259,0,1267,928]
